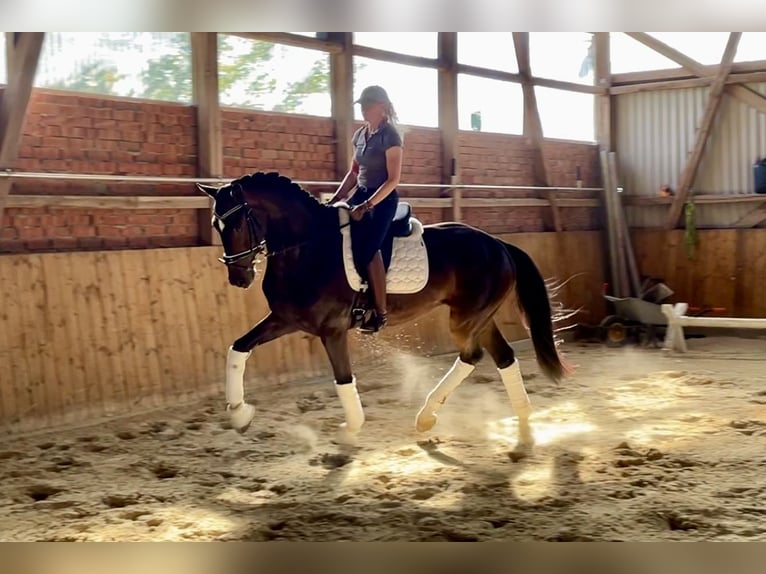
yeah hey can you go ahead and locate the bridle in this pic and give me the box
[213,192,352,267]
[214,200,265,267]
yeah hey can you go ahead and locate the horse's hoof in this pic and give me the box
[229,402,256,433]
[415,410,437,432]
[336,423,361,445]
[517,419,535,447]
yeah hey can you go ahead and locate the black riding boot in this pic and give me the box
[360,251,388,334]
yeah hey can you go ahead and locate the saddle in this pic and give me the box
[389,202,415,237]
[335,201,429,296]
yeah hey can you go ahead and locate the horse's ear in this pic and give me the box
[197,183,219,198]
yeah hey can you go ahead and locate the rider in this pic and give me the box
[329,85,404,334]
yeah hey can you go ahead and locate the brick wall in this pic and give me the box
[458,132,601,232]
[223,108,337,190]
[1,88,602,254]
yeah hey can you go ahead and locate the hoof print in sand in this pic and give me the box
[310,453,352,470]
[729,420,766,436]
[27,484,65,502]
[102,494,141,508]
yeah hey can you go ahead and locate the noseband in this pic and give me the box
[214,202,265,266]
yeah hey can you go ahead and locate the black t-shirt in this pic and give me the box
[352,122,403,191]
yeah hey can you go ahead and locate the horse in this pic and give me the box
[196,171,570,445]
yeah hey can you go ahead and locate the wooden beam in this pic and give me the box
[227,32,343,54]
[454,63,604,94]
[609,72,766,97]
[328,33,353,181]
[2,194,598,210]
[5,33,18,81]
[625,194,766,206]
[532,76,605,95]
[609,152,640,297]
[513,32,559,231]
[0,32,43,224]
[625,33,766,116]
[351,44,441,70]
[612,60,766,86]
[625,33,705,75]
[600,149,622,296]
[191,32,222,246]
[726,83,766,115]
[734,204,766,228]
[594,32,612,152]
[666,33,742,230]
[437,33,460,221]
[610,72,766,95]
[5,195,212,209]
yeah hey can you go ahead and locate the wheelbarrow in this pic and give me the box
[600,295,669,347]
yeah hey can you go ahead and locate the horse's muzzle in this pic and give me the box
[228,268,255,289]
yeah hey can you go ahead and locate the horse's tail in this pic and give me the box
[502,241,572,383]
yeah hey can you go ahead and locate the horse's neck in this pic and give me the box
[255,192,331,252]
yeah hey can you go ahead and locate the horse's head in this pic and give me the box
[197,181,265,289]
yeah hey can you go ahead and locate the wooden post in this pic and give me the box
[594,33,612,152]
[191,32,222,246]
[437,33,460,222]
[593,33,623,296]
[600,150,622,296]
[0,32,44,224]
[609,152,641,297]
[513,32,559,231]
[5,33,18,80]
[329,33,354,181]
[665,33,741,229]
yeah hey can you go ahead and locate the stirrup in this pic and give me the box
[359,309,387,334]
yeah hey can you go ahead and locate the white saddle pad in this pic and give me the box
[337,207,429,295]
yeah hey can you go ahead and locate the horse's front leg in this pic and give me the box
[321,330,365,440]
[225,312,295,433]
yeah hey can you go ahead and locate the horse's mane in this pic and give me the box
[232,171,329,214]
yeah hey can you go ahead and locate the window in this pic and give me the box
[219,35,330,116]
[610,32,682,74]
[457,33,517,73]
[32,33,192,101]
[648,32,731,66]
[353,33,437,58]
[530,33,594,85]
[735,32,766,63]
[535,87,595,142]
[457,74,523,135]
[353,57,438,128]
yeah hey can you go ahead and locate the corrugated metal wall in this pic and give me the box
[616,82,766,228]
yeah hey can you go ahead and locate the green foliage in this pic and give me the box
[273,57,329,112]
[684,197,698,260]
[46,59,125,95]
[36,33,331,113]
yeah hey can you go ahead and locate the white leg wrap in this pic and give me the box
[416,357,475,432]
[225,346,255,432]
[499,359,531,420]
[335,376,365,433]
[225,346,251,407]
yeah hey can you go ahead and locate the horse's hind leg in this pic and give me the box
[415,309,487,432]
[480,320,534,446]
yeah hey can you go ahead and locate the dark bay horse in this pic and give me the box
[197,171,570,444]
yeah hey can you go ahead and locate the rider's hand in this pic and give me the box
[349,204,367,221]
